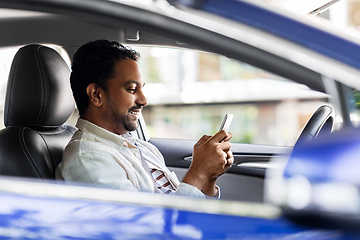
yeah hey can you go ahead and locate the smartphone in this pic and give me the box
[219,114,233,132]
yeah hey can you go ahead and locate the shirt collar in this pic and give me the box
[121,133,137,146]
[76,118,136,151]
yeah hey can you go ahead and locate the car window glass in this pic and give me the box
[343,86,360,127]
[0,45,329,146]
[133,46,329,146]
[0,47,17,113]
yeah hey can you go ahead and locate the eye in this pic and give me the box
[127,88,136,93]
[126,84,137,93]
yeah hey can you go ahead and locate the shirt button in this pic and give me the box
[134,152,138,156]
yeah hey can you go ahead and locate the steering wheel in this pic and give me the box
[293,105,334,148]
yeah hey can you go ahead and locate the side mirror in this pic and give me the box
[265,128,360,231]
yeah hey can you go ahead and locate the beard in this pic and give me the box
[105,95,140,133]
[111,110,139,132]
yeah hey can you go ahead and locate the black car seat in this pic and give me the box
[0,44,76,179]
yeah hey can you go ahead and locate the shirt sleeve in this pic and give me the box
[58,151,142,191]
[175,182,205,198]
[174,182,221,200]
[138,140,221,199]
[204,185,221,200]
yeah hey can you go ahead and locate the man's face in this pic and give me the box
[101,59,147,135]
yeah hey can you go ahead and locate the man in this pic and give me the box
[56,40,233,198]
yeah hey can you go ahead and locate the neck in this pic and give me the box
[81,109,128,135]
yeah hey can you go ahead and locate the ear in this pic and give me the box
[86,83,103,107]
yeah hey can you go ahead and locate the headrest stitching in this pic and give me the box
[19,127,43,178]
[5,56,17,126]
[34,45,46,125]
[37,131,53,172]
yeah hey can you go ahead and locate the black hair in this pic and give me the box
[70,39,140,116]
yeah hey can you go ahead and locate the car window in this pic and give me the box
[133,46,329,146]
[0,45,330,146]
[343,86,360,127]
[352,89,360,127]
[0,47,18,113]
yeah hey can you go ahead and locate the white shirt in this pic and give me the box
[56,118,218,199]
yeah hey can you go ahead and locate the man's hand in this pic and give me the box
[182,130,233,196]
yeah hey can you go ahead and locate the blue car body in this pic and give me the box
[0,183,355,240]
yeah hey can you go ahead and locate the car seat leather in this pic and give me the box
[0,44,76,179]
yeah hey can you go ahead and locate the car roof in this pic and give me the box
[257,0,341,15]
[176,0,360,69]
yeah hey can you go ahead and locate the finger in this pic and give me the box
[222,151,228,160]
[219,141,232,151]
[195,135,212,147]
[226,151,234,165]
[224,160,233,171]
[209,130,229,143]
[225,156,234,170]
[226,149,233,159]
[222,132,233,142]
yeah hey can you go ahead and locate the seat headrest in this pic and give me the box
[5,44,75,128]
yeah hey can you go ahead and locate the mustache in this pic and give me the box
[129,104,144,111]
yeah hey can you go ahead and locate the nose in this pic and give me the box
[136,89,148,107]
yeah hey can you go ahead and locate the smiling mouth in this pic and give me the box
[128,110,141,117]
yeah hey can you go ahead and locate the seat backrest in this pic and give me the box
[0,44,76,179]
